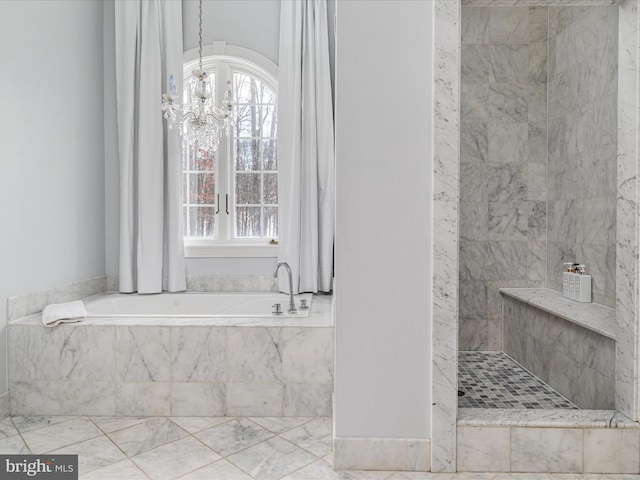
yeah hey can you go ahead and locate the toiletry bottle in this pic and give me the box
[563,262,575,300]
[575,265,592,303]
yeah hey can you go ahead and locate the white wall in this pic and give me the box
[0,0,105,391]
[105,0,336,279]
[183,0,281,65]
[334,0,433,438]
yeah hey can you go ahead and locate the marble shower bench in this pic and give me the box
[500,288,615,410]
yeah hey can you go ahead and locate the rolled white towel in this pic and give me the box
[42,300,87,327]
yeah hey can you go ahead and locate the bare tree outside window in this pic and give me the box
[181,55,278,246]
[183,142,217,238]
[234,72,278,238]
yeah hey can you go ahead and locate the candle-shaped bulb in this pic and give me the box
[169,74,177,96]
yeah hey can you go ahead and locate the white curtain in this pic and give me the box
[278,0,335,294]
[115,0,186,293]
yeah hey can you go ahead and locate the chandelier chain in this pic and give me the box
[198,0,203,73]
[161,0,235,153]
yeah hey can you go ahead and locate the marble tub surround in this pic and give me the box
[459,6,548,351]
[546,5,618,308]
[8,297,333,417]
[185,275,278,292]
[106,274,279,293]
[6,276,107,322]
[502,294,615,409]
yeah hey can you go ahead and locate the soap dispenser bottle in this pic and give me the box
[574,265,592,303]
[562,262,576,300]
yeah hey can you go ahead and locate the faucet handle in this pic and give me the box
[272,303,283,315]
[299,298,309,310]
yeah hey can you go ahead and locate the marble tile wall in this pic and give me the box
[547,6,618,307]
[615,0,640,422]
[6,276,107,322]
[7,323,333,417]
[503,295,615,409]
[460,6,548,351]
[0,392,9,419]
[431,0,460,472]
[105,275,278,293]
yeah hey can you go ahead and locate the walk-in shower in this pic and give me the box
[458,5,618,410]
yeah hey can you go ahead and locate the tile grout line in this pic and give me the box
[84,416,148,478]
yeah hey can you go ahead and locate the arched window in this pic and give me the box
[182,42,278,257]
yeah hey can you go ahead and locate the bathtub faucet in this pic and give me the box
[273,262,297,314]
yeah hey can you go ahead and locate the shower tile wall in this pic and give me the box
[547,7,618,307]
[460,7,548,350]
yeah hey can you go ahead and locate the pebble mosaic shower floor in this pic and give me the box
[458,351,578,409]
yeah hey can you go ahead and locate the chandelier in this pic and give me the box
[161,0,235,153]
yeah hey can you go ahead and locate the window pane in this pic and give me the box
[182,173,189,203]
[236,173,261,205]
[235,73,263,104]
[262,139,277,170]
[235,104,255,137]
[263,173,277,205]
[194,148,215,171]
[234,72,276,105]
[184,206,216,237]
[189,173,216,204]
[261,82,276,104]
[260,104,277,137]
[235,139,260,171]
[264,207,278,238]
[235,105,277,138]
[235,207,262,237]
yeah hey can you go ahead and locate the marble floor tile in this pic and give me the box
[6,415,631,480]
[195,417,274,456]
[0,434,31,454]
[248,416,314,434]
[169,415,234,434]
[399,474,499,480]
[11,415,79,433]
[50,435,127,475]
[0,417,19,439]
[79,459,148,480]
[282,459,358,479]
[347,472,394,480]
[280,417,333,457]
[227,436,316,480]
[21,417,103,453]
[131,436,221,480]
[90,415,148,433]
[177,458,253,480]
[107,417,188,457]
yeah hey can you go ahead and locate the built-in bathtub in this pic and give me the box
[8,291,334,417]
[84,292,316,320]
